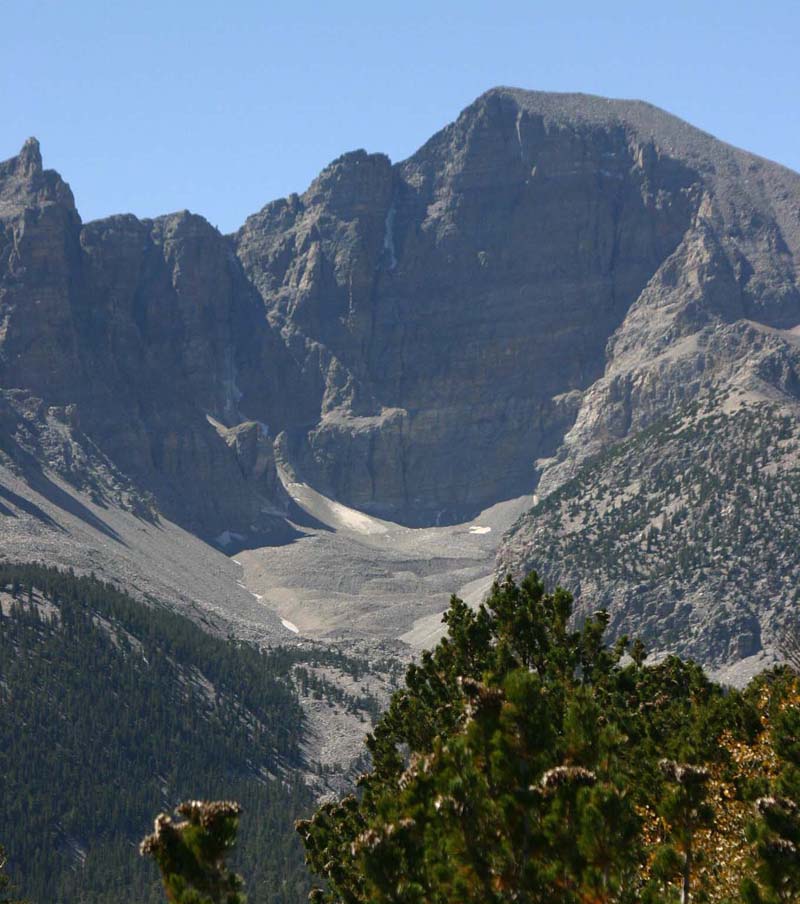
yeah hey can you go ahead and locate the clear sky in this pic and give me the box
[2,0,798,233]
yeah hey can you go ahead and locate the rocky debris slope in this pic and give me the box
[3,88,800,675]
[499,386,800,676]
[234,468,532,648]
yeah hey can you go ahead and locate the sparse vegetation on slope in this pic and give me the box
[501,395,800,668]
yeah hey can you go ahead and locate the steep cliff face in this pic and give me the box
[236,91,704,521]
[3,89,800,671]
[0,139,295,536]
[534,141,800,497]
[9,92,800,539]
[0,138,84,393]
[484,94,800,669]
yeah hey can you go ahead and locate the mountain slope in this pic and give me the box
[2,88,800,673]
[499,387,800,675]
[0,564,314,902]
[236,87,800,523]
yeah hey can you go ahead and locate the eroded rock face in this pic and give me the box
[480,94,800,671]
[2,88,800,582]
[0,140,298,536]
[235,91,703,521]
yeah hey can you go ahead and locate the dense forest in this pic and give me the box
[297,574,800,904]
[0,563,319,903]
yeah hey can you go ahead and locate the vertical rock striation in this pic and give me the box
[235,90,708,522]
[0,139,297,536]
[3,88,800,671]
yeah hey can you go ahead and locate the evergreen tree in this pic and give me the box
[743,674,800,904]
[140,801,246,904]
[0,845,26,904]
[654,760,714,904]
[297,574,711,903]
[0,562,318,902]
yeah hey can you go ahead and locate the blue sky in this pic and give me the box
[3,0,798,233]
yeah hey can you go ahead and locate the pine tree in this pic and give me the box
[743,675,800,904]
[296,575,655,903]
[654,760,714,904]
[0,845,26,904]
[140,800,246,904]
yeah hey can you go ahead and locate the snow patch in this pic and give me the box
[327,498,386,533]
[281,618,300,634]
[383,205,397,270]
[279,470,390,535]
[215,530,245,548]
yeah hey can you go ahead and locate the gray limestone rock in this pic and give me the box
[235,90,706,521]
[3,88,800,675]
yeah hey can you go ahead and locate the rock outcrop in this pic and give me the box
[3,88,800,671]
[235,92,705,521]
[0,140,300,536]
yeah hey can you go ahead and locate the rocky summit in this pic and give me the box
[2,87,800,675]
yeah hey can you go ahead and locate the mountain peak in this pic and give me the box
[19,136,42,174]
[0,136,43,188]
[460,86,702,148]
[0,136,78,220]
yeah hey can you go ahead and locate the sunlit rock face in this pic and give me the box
[236,91,706,522]
[2,88,800,546]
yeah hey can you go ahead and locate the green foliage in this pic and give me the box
[140,801,245,904]
[0,563,314,903]
[743,673,800,904]
[655,760,714,904]
[297,573,747,904]
[0,844,27,904]
[504,399,800,663]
